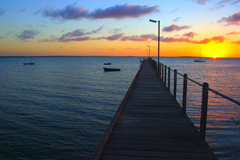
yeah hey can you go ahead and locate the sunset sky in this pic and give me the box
[0,0,240,58]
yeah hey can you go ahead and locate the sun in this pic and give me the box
[202,42,228,58]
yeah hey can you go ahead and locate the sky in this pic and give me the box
[0,0,240,58]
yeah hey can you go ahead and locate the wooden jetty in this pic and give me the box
[93,59,218,160]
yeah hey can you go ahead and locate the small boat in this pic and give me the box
[194,60,205,62]
[103,67,120,72]
[104,63,111,65]
[194,47,205,63]
[23,62,35,65]
[24,56,35,65]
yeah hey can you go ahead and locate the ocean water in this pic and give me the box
[0,56,239,160]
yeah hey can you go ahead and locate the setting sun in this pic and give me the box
[202,42,229,58]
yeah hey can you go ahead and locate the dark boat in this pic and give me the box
[103,67,120,72]
[104,63,111,65]
[194,60,205,62]
[23,62,35,65]
[23,56,35,65]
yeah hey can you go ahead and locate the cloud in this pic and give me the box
[17,30,39,40]
[106,33,124,41]
[160,36,225,44]
[170,8,179,13]
[58,26,103,42]
[162,24,191,32]
[173,17,183,22]
[39,36,58,42]
[218,12,240,25]
[226,31,240,35]
[59,36,91,42]
[109,48,115,51]
[111,26,127,33]
[125,48,140,50]
[198,36,225,44]
[43,4,159,20]
[232,40,240,44]
[160,37,195,43]
[183,32,197,38]
[19,8,26,12]
[91,4,159,19]
[193,0,209,4]
[0,8,5,16]
[43,4,89,20]
[121,34,157,41]
[217,0,240,5]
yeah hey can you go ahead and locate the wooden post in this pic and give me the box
[173,69,177,100]
[168,67,170,91]
[162,64,164,81]
[164,65,167,86]
[200,82,209,141]
[159,63,161,79]
[182,74,188,114]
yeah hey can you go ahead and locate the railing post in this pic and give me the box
[200,82,209,141]
[168,67,170,91]
[159,63,162,79]
[173,69,177,100]
[182,74,188,113]
[164,65,167,86]
[155,61,157,71]
[162,64,164,81]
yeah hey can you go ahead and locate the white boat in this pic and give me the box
[194,47,205,62]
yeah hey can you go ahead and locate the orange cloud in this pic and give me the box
[198,36,225,44]
[226,31,240,35]
[231,41,240,44]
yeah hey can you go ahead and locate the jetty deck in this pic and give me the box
[93,59,218,160]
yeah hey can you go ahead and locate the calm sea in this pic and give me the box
[0,56,239,160]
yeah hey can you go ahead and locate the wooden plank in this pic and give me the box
[92,59,218,160]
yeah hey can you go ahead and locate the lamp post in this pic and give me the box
[147,45,150,58]
[149,19,160,73]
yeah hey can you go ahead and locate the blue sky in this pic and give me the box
[0,0,240,57]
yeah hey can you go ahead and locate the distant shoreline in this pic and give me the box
[0,56,239,59]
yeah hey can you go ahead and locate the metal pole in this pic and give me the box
[200,82,209,141]
[157,20,160,74]
[182,74,188,114]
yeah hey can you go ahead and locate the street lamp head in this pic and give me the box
[149,19,157,23]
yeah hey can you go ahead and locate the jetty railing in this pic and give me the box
[148,58,240,141]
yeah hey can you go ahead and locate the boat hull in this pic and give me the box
[103,63,111,65]
[194,60,205,62]
[103,67,120,72]
[23,62,35,65]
